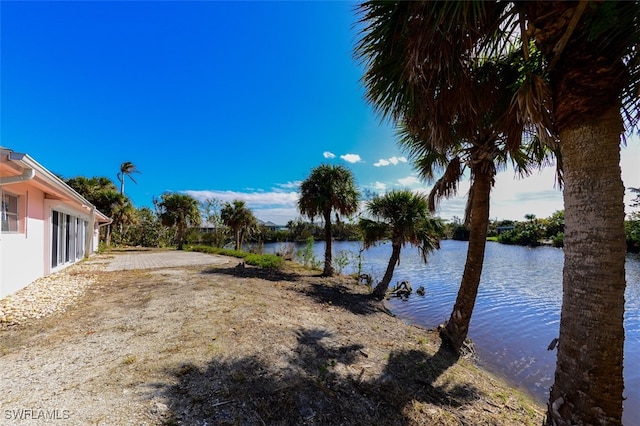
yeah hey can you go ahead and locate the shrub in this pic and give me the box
[275,243,295,260]
[297,237,321,269]
[332,250,352,274]
[188,245,283,269]
[551,232,564,248]
[451,224,470,241]
[626,220,640,253]
[496,230,518,245]
[244,253,284,269]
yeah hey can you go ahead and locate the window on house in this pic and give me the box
[1,192,19,232]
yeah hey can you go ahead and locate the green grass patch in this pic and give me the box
[486,236,498,242]
[244,253,284,269]
[188,245,283,270]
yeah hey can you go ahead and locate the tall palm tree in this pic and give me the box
[359,190,443,299]
[220,200,258,250]
[117,161,140,195]
[298,164,360,276]
[155,192,201,250]
[355,2,639,423]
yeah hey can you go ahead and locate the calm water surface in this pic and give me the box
[267,240,640,425]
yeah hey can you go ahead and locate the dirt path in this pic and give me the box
[0,250,543,425]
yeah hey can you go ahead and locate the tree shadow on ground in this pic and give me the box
[156,327,476,425]
[296,282,384,316]
[203,264,302,282]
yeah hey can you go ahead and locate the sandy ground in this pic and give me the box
[0,250,544,425]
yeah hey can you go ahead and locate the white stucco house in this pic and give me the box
[0,147,111,298]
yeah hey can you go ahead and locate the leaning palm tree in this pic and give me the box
[399,126,553,352]
[117,161,140,195]
[355,2,639,423]
[359,190,444,299]
[298,164,360,276]
[155,192,201,250]
[220,200,258,250]
[395,54,557,353]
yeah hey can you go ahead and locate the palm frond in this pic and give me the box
[427,156,464,212]
[298,164,360,222]
[358,217,390,249]
[359,189,441,261]
[397,124,454,180]
[354,1,499,130]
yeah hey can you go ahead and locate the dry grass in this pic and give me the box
[0,255,544,425]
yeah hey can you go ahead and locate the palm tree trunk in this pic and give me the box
[442,168,492,353]
[238,228,245,251]
[545,106,625,425]
[373,243,401,300]
[177,223,184,250]
[105,224,112,247]
[322,211,334,276]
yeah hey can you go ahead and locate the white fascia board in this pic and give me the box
[5,151,111,223]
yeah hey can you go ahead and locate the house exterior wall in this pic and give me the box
[0,158,108,298]
[0,188,98,298]
[0,183,47,297]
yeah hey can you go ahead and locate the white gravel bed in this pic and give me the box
[0,256,109,326]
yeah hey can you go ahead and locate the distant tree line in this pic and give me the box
[448,207,640,253]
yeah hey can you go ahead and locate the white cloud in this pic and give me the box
[490,167,563,220]
[252,207,301,225]
[398,176,420,187]
[389,156,407,165]
[276,181,302,190]
[373,181,387,191]
[340,153,362,163]
[183,186,307,225]
[323,151,336,159]
[374,156,407,167]
[183,189,299,208]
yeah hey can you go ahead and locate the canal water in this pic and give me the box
[266,240,640,424]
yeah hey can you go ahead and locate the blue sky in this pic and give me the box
[2,1,638,225]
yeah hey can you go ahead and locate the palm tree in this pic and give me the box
[110,195,138,243]
[376,50,556,352]
[220,200,258,250]
[399,126,551,352]
[355,2,639,423]
[117,161,140,195]
[359,190,443,299]
[155,192,201,250]
[66,175,126,246]
[298,164,360,276]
